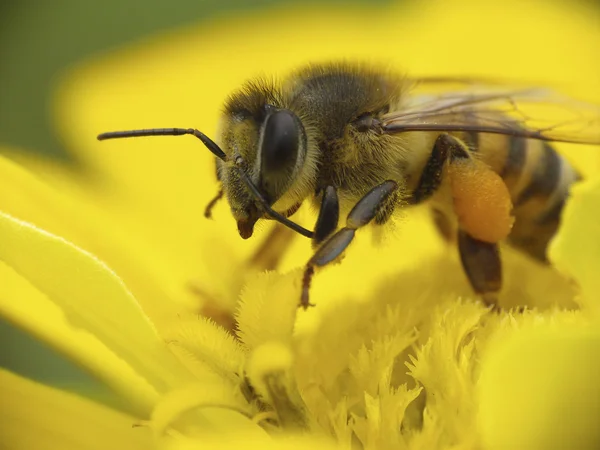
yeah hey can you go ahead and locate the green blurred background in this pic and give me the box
[0,0,382,398]
[0,0,371,162]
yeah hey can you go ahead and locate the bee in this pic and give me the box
[98,62,600,308]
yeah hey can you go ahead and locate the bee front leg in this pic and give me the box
[300,180,398,309]
[204,188,224,219]
[313,186,340,247]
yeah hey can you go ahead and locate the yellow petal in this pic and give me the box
[352,387,422,450]
[151,382,254,438]
[162,316,246,383]
[0,151,194,329]
[478,323,600,450]
[165,434,340,450]
[549,178,600,315]
[246,341,294,394]
[246,341,308,431]
[0,211,193,414]
[406,301,487,446]
[236,271,300,350]
[0,368,153,450]
[0,258,156,415]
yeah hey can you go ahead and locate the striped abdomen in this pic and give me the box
[469,132,580,261]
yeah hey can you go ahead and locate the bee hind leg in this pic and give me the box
[457,230,502,308]
[300,180,398,309]
[409,133,471,205]
[417,134,510,308]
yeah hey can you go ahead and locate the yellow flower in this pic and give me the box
[1,0,600,449]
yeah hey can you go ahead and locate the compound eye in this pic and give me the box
[261,110,299,174]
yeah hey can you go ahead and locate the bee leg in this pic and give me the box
[374,188,401,225]
[409,133,470,204]
[300,180,398,308]
[431,207,456,243]
[313,186,340,247]
[457,230,502,307]
[204,188,224,219]
[247,223,297,271]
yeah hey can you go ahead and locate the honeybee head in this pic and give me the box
[218,102,309,239]
[96,84,315,241]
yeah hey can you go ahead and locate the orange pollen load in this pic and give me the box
[449,160,515,243]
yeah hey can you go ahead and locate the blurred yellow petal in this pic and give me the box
[478,324,600,450]
[151,382,255,438]
[165,434,340,450]
[549,178,600,315]
[0,368,153,450]
[0,150,192,328]
[3,146,300,333]
[246,342,307,431]
[0,258,155,415]
[0,211,193,414]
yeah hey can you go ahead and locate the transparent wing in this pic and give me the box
[380,80,600,145]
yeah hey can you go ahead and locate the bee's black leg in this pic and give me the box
[409,133,470,204]
[457,230,502,307]
[204,189,224,219]
[300,180,398,309]
[374,188,401,226]
[247,223,297,271]
[431,207,456,243]
[313,186,340,247]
